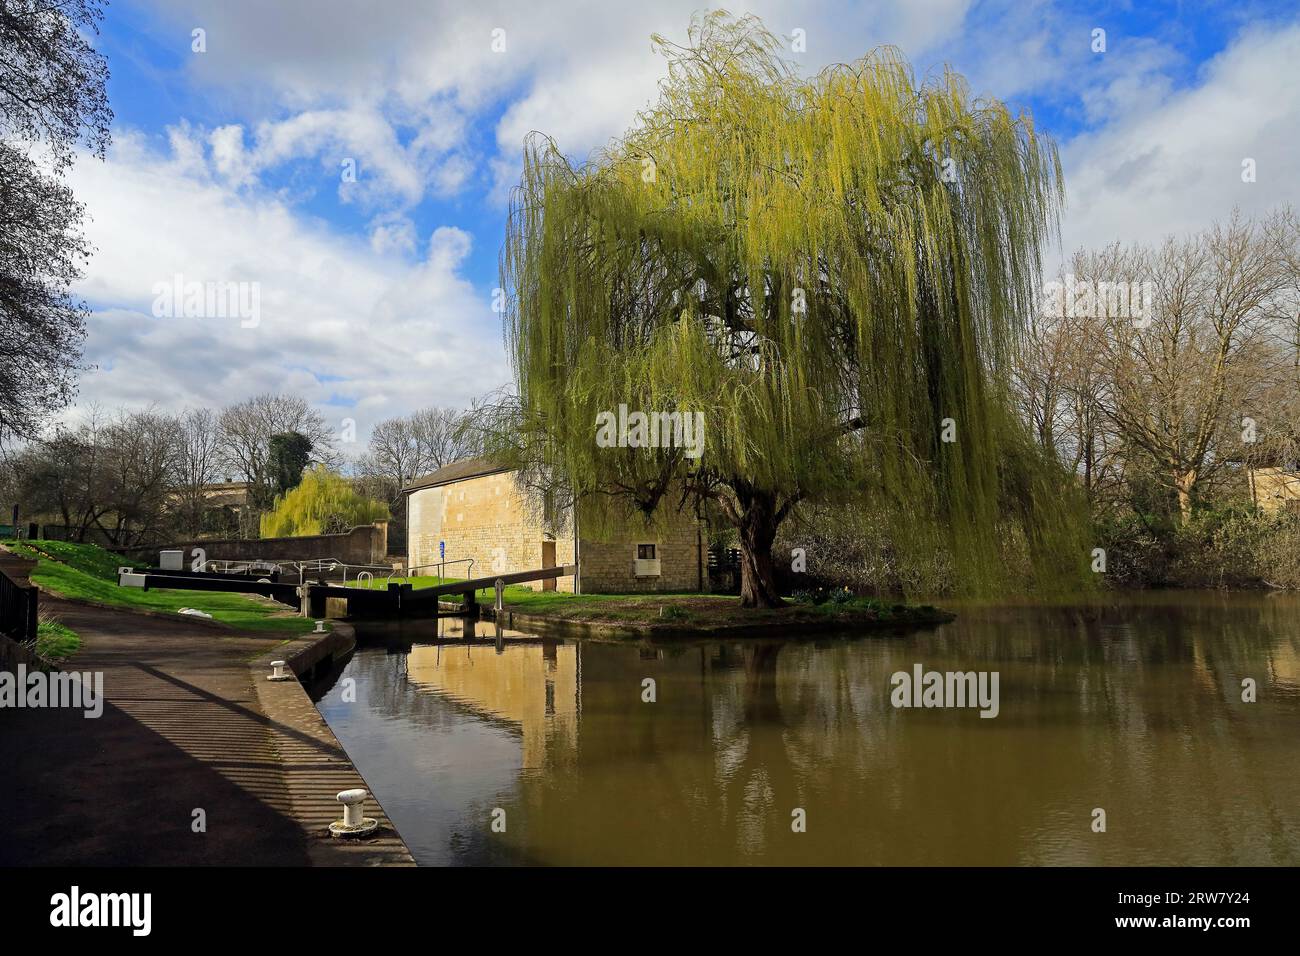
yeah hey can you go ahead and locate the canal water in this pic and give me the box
[311,593,1300,866]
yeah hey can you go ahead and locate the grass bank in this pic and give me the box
[4,540,314,635]
[376,574,953,633]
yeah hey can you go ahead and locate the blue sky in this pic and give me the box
[66,0,1300,454]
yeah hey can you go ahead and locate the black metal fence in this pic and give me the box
[0,567,38,644]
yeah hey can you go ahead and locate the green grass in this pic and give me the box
[16,538,131,580]
[17,545,943,634]
[392,576,949,630]
[378,573,712,610]
[362,574,659,606]
[5,540,315,634]
[34,615,80,661]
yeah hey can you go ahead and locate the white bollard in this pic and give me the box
[330,788,380,838]
[313,620,326,633]
[267,660,292,682]
[338,788,368,826]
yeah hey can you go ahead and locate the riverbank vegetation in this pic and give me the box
[360,574,951,631]
[32,612,80,662]
[1014,208,1300,591]
[471,587,950,632]
[768,212,1300,595]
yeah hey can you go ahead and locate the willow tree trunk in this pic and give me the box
[737,489,785,609]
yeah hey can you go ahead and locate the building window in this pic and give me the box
[634,543,660,578]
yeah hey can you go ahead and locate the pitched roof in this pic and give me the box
[402,455,512,494]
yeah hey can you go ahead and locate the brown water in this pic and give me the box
[313,593,1300,866]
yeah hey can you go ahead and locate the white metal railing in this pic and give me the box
[389,557,476,587]
[199,556,398,588]
[194,555,477,589]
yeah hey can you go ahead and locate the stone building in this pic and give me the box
[1249,466,1300,514]
[403,456,709,594]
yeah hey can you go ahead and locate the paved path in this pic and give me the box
[0,551,413,865]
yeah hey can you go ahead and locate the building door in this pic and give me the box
[541,540,557,589]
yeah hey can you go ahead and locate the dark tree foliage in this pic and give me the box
[268,431,314,498]
[0,0,112,444]
[0,145,92,440]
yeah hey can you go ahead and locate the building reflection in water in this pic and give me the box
[405,640,579,771]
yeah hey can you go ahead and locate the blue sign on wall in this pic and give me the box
[439,540,445,559]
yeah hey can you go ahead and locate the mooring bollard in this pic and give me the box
[329,788,380,838]
[267,660,292,682]
[313,620,326,633]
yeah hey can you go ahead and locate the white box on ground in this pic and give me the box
[119,569,147,588]
[159,549,183,571]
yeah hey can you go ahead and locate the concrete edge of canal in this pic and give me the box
[250,622,416,866]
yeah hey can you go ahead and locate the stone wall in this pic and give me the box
[407,472,577,592]
[578,509,707,593]
[406,470,707,594]
[1250,467,1300,514]
[116,522,389,568]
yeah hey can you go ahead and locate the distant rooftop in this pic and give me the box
[402,456,511,494]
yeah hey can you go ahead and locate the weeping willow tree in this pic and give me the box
[260,465,388,537]
[497,11,1090,607]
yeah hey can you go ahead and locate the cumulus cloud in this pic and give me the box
[142,0,975,201]
[66,131,503,448]
[1057,22,1300,258]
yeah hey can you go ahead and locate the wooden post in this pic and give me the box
[308,587,327,619]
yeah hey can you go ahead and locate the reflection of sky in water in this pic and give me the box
[315,594,1300,866]
[316,640,531,866]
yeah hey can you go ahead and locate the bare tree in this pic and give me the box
[13,415,108,539]
[93,407,180,545]
[12,405,181,544]
[353,406,480,555]
[1017,210,1300,525]
[173,407,223,536]
[1017,256,1128,506]
[218,394,335,522]
[1098,211,1295,522]
[360,406,477,501]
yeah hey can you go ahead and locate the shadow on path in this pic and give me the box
[1,598,313,865]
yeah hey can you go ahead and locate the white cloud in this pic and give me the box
[1057,22,1300,258]
[66,131,504,448]
[368,213,418,257]
[143,0,975,204]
